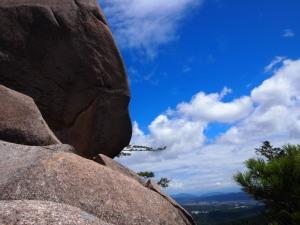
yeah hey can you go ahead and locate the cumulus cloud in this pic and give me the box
[99,0,202,57]
[221,59,300,144]
[130,86,252,157]
[176,87,253,123]
[118,58,300,194]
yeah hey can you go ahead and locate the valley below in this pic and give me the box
[173,192,266,225]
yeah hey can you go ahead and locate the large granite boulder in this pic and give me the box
[0,141,195,225]
[0,0,131,158]
[145,179,195,225]
[93,154,145,185]
[0,85,60,146]
[0,200,113,225]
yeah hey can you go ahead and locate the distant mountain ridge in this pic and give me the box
[172,192,254,204]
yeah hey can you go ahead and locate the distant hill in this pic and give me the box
[172,192,254,204]
[172,193,197,204]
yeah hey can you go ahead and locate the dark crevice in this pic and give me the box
[91,10,107,26]
[68,95,98,128]
[49,8,60,27]
[73,0,81,9]
[96,87,130,98]
[0,129,47,146]
[42,145,74,153]
[73,0,107,26]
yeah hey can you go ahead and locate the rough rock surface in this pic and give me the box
[0,200,113,225]
[0,1,195,224]
[94,154,145,185]
[145,179,196,225]
[0,85,60,146]
[0,0,132,158]
[0,141,194,225]
[0,141,74,186]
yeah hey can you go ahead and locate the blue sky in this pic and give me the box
[99,0,300,194]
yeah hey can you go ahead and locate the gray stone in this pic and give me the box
[0,200,113,225]
[93,154,145,185]
[0,0,131,158]
[0,85,60,146]
[0,141,194,225]
[145,179,196,225]
[0,141,74,186]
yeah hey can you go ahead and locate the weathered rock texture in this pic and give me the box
[146,179,195,225]
[0,0,131,158]
[0,1,196,224]
[0,200,113,225]
[0,141,194,225]
[0,85,60,146]
[94,154,145,185]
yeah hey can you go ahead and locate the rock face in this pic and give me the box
[0,0,131,158]
[0,200,113,225]
[0,141,194,225]
[0,85,60,146]
[145,179,195,225]
[0,1,196,224]
[94,154,145,185]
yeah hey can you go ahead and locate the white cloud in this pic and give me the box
[264,56,286,73]
[118,58,300,194]
[128,86,253,160]
[253,59,300,107]
[176,87,253,123]
[283,29,295,38]
[99,0,202,57]
[220,59,300,145]
[149,115,206,156]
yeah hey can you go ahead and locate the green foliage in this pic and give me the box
[137,171,155,178]
[119,144,171,188]
[255,141,285,160]
[234,142,300,225]
[137,171,171,188]
[157,177,171,188]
